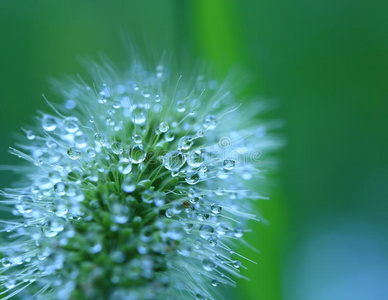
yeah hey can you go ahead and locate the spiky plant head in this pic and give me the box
[0,54,281,300]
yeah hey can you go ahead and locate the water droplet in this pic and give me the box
[141,89,151,98]
[131,144,146,164]
[55,204,68,217]
[187,150,204,167]
[155,94,161,102]
[215,187,224,195]
[195,294,205,300]
[202,258,216,271]
[223,159,235,170]
[233,260,241,268]
[54,182,66,196]
[199,225,214,240]
[163,151,186,171]
[197,129,205,137]
[118,158,132,175]
[234,226,244,238]
[211,279,219,287]
[42,114,57,131]
[209,238,217,247]
[90,244,102,254]
[203,115,217,130]
[158,122,169,133]
[26,130,35,140]
[64,117,79,133]
[164,131,175,142]
[74,134,88,148]
[171,203,182,214]
[67,147,81,160]
[111,204,130,224]
[112,251,125,263]
[44,226,58,238]
[94,133,107,146]
[89,115,95,123]
[165,209,174,218]
[87,148,96,158]
[65,184,84,202]
[111,141,123,155]
[185,172,200,185]
[2,257,11,267]
[189,196,201,204]
[197,212,210,221]
[156,65,165,78]
[105,116,115,126]
[131,106,147,125]
[153,191,166,207]
[141,190,154,204]
[65,99,77,109]
[122,177,136,193]
[176,101,186,112]
[5,279,16,289]
[112,100,121,109]
[216,222,229,235]
[211,203,222,214]
[50,220,64,233]
[178,136,193,150]
[133,134,142,144]
[194,239,203,249]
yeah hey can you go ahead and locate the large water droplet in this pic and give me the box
[223,159,235,170]
[141,190,154,204]
[187,150,204,167]
[4,279,16,289]
[211,203,222,214]
[233,226,244,238]
[165,209,174,218]
[185,172,200,185]
[74,134,88,148]
[118,158,132,175]
[195,294,205,300]
[133,134,142,144]
[67,147,81,160]
[141,89,151,98]
[87,148,96,158]
[94,133,107,146]
[162,151,186,171]
[131,144,146,164]
[158,122,169,133]
[233,260,241,268]
[122,177,136,193]
[202,258,217,271]
[42,115,57,131]
[64,117,79,133]
[131,106,147,125]
[178,136,193,150]
[203,115,217,130]
[1,257,11,267]
[153,191,166,207]
[111,204,130,224]
[54,182,66,196]
[176,101,186,112]
[111,141,123,155]
[164,131,175,142]
[26,130,35,140]
[199,225,214,240]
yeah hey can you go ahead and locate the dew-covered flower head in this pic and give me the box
[0,55,281,299]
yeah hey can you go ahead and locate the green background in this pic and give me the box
[1,1,387,299]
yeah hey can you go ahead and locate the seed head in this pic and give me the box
[0,57,281,299]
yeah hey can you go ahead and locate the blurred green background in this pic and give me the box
[1,0,387,299]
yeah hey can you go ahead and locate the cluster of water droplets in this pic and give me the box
[0,60,279,300]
